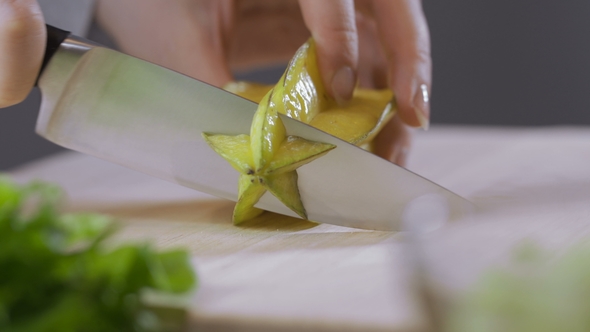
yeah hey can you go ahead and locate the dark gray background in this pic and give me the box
[1,0,589,170]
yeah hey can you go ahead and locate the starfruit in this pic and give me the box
[205,39,396,225]
[203,89,335,224]
[224,40,395,148]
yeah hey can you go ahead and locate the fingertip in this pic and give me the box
[0,91,27,108]
[0,0,45,108]
[370,0,432,129]
[299,0,358,102]
[386,45,432,129]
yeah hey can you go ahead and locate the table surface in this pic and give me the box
[9,126,590,331]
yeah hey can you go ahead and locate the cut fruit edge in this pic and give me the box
[208,39,397,224]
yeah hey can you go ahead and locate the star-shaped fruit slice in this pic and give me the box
[202,90,335,224]
[224,39,395,150]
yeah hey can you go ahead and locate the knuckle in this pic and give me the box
[320,20,357,41]
[314,25,358,61]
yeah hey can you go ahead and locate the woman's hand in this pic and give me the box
[305,0,431,165]
[0,0,46,108]
[352,0,431,166]
[96,0,431,166]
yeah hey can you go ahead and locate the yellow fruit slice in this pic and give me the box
[224,81,274,103]
[224,40,395,148]
[207,38,395,225]
[233,174,265,223]
[201,134,253,173]
[250,91,286,172]
[309,89,395,146]
[267,136,335,175]
[271,41,325,123]
[264,171,306,218]
[202,87,335,225]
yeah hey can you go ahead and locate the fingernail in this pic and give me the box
[413,84,430,130]
[331,66,355,104]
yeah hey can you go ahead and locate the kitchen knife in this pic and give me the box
[36,25,472,231]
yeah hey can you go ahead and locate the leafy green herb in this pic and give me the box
[449,240,590,332]
[0,177,197,331]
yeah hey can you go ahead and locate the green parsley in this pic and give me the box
[0,177,197,331]
[449,240,590,332]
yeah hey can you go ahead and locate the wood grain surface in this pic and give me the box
[9,126,590,331]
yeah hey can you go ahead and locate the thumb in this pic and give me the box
[299,0,358,103]
[0,0,45,108]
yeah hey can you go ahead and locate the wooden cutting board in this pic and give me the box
[9,126,590,331]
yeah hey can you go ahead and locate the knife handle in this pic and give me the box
[36,25,70,86]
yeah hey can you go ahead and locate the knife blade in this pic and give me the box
[36,25,472,231]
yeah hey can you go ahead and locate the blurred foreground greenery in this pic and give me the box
[449,240,590,332]
[0,178,197,331]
